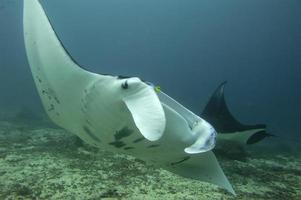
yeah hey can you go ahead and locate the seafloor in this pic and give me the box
[0,115,300,200]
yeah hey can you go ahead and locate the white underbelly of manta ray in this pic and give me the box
[23,0,236,195]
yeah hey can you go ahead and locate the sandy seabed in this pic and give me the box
[0,120,300,200]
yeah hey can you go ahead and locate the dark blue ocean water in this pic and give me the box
[0,0,300,141]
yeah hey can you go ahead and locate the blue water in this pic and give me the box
[0,0,300,148]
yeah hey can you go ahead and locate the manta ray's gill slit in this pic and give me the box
[109,141,126,148]
[83,126,101,143]
[80,99,86,111]
[80,107,86,114]
[124,147,135,150]
[81,84,97,115]
[114,127,133,141]
[80,95,89,114]
[147,144,160,148]
[133,137,145,143]
[85,119,92,126]
[170,156,191,166]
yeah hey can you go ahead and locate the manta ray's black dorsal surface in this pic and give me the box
[201,82,266,133]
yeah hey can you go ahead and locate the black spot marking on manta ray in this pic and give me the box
[54,97,60,104]
[83,126,101,143]
[36,76,42,83]
[114,127,133,141]
[147,144,160,148]
[133,137,145,143]
[48,104,55,112]
[170,156,191,166]
[109,141,126,148]
[109,127,134,149]
[124,147,135,150]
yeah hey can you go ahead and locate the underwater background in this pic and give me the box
[0,0,300,199]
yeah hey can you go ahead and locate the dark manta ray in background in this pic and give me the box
[23,0,270,195]
[202,82,273,147]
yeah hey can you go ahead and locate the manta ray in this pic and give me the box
[23,0,271,195]
[202,82,273,148]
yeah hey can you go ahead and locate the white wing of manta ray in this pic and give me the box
[23,0,270,195]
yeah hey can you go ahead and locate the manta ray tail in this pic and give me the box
[201,82,272,145]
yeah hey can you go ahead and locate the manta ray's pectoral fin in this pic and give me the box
[23,0,105,139]
[123,79,166,141]
[165,151,236,195]
[202,82,270,145]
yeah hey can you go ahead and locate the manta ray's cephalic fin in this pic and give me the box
[201,82,273,145]
[123,79,166,141]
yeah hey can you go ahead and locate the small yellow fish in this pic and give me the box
[154,86,161,93]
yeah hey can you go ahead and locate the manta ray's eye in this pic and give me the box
[121,81,129,89]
